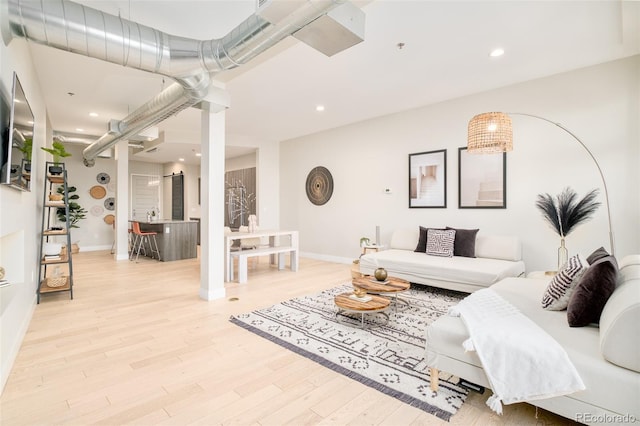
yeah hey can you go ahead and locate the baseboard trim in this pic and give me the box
[299,252,354,265]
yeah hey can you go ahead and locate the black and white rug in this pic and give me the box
[230,283,468,421]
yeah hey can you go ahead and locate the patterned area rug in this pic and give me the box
[230,283,468,421]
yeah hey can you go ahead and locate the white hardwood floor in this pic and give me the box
[1,251,577,425]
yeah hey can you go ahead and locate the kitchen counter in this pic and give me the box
[134,220,198,261]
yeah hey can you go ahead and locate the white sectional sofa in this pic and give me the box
[426,255,640,424]
[359,228,525,293]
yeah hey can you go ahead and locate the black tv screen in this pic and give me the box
[0,82,10,183]
[1,72,34,191]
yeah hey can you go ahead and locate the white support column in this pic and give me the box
[114,139,129,260]
[199,89,228,300]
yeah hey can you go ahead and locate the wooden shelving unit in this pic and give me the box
[37,162,74,303]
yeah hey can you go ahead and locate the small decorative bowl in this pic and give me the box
[353,286,367,298]
[49,193,63,201]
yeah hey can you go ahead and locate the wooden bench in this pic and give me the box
[229,245,298,283]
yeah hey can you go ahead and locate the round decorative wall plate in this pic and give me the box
[104,197,115,211]
[96,172,110,184]
[104,214,115,225]
[90,205,104,217]
[305,166,334,206]
[89,185,106,199]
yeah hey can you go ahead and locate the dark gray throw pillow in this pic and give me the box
[567,255,618,327]
[414,226,444,253]
[446,227,479,258]
[414,226,428,253]
[586,246,609,265]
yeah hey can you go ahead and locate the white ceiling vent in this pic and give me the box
[293,2,365,56]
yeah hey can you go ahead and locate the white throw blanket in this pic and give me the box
[449,288,585,414]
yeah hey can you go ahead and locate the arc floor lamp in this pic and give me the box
[466,112,615,256]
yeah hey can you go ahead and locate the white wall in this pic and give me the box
[0,38,47,392]
[280,56,640,272]
[226,152,256,172]
[58,145,116,251]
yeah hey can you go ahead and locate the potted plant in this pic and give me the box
[359,237,371,247]
[18,138,32,172]
[55,185,87,228]
[41,141,71,174]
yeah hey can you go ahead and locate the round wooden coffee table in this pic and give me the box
[352,275,411,312]
[334,292,390,328]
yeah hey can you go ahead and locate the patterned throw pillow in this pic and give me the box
[426,229,456,257]
[541,253,589,310]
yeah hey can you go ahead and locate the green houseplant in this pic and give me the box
[41,141,71,174]
[55,185,87,228]
[18,138,33,172]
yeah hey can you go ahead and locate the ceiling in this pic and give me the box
[21,0,640,166]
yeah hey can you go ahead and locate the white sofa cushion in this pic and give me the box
[360,249,525,287]
[390,228,420,251]
[475,234,522,261]
[600,256,640,372]
[617,254,640,283]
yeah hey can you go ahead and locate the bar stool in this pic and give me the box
[130,221,161,262]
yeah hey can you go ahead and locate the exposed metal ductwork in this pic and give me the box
[2,0,365,166]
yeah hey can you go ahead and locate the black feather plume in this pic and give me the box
[535,193,562,236]
[535,187,600,237]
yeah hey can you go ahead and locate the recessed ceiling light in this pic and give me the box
[179,158,185,162]
[195,153,202,157]
[489,48,505,57]
[89,112,99,117]
[316,105,325,112]
[76,128,84,132]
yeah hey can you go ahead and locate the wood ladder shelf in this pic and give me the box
[37,162,74,303]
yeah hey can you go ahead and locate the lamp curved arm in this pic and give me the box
[508,112,615,256]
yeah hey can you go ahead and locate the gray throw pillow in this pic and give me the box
[586,246,609,265]
[567,255,618,327]
[446,227,479,258]
[414,226,429,253]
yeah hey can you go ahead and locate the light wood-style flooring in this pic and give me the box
[1,251,577,425]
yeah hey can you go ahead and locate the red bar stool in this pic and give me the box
[130,221,161,262]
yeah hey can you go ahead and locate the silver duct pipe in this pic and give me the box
[3,0,350,165]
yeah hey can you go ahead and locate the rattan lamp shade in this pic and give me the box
[467,112,513,153]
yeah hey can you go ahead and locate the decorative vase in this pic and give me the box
[374,267,388,281]
[557,237,568,270]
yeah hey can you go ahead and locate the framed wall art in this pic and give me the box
[408,149,447,208]
[458,147,506,208]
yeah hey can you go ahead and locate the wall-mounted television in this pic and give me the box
[1,72,35,192]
